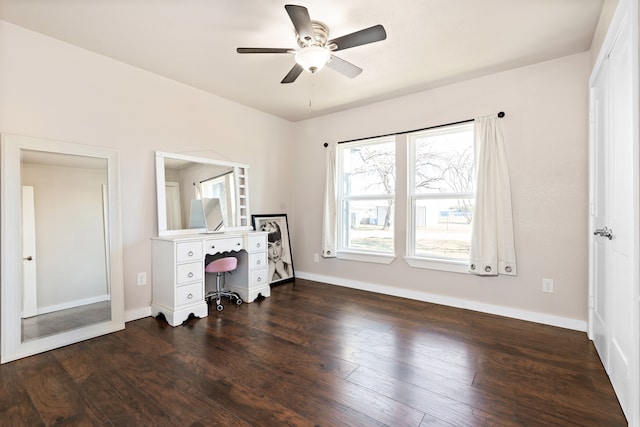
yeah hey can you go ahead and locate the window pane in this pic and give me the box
[412,124,474,194]
[201,176,225,199]
[342,199,394,253]
[414,198,473,260]
[341,140,395,196]
[201,174,233,220]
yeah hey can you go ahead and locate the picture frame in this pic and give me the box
[252,214,295,285]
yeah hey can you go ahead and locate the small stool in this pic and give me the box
[204,257,242,311]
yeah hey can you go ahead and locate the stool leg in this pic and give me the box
[219,272,243,305]
[215,272,223,311]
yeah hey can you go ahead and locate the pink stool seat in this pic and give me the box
[205,257,237,274]
[204,256,241,311]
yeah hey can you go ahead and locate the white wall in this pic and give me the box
[591,0,620,66]
[0,20,295,320]
[0,19,594,330]
[291,52,592,330]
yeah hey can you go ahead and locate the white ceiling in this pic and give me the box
[0,0,604,122]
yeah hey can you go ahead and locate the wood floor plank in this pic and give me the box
[54,338,179,426]
[347,365,517,426]
[158,312,425,426]
[0,360,44,426]
[119,319,319,426]
[14,353,108,425]
[0,278,627,426]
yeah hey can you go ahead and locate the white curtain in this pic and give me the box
[321,142,337,257]
[469,115,517,276]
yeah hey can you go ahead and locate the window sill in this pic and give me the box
[404,256,470,274]
[337,250,395,265]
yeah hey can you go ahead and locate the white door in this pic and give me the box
[606,12,635,419]
[21,186,37,318]
[589,5,639,424]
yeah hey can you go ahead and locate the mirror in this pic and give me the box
[156,151,251,236]
[189,198,224,232]
[1,134,125,363]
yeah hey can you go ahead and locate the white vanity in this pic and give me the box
[151,231,269,326]
[151,151,269,327]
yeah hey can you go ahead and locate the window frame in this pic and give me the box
[405,123,475,273]
[336,137,396,264]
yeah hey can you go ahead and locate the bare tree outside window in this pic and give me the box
[348,144,395,230]
[414,133,475,223]
[340,139,395,253]
[337,124,474,259]
[410,124,475,260]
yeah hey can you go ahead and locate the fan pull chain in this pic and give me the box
[309,74,314,109]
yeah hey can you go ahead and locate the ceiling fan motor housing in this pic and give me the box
[297,21,330,48]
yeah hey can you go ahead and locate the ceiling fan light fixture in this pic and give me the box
[295,45,330,73]
[237,5,387,84]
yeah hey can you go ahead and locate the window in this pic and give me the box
[407,123,475,266]
[337,137,395,258]
[326,117,513,273]
[200,171,235,222]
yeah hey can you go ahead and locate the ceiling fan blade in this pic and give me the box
[281,63,304,84]
[327,55,362,79]
[285,4,316,44]
[237,48,295,54]
[329,24,387,51]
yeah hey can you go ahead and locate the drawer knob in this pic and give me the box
[257,277,262,282]
[256,260,261,265]
[187,293,193,299]
[188,272,194,278]
[236,242,241,246]
[188,251,194,257]
[256,243,261,248]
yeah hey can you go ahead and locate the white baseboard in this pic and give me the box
[296,271,587,332]
[125,306,152,323]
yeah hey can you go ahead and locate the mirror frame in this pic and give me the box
[0,134,125,363]
[155,151,252,236]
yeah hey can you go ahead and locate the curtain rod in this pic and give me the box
[323,111,505,147]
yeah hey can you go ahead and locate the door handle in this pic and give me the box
[593,226,613,240]
[23,256,33,261]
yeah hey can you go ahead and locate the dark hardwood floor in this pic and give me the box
[0,279,626,426]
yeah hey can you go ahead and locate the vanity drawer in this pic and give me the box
[176,242,203,263]
[176,283,203,306]
[250,269,268,287]
[249,252,267,270]
[205,237,243,254]
[248,234,267,252]
[176,261,203,284]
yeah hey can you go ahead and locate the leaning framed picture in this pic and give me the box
[252,214,295,285]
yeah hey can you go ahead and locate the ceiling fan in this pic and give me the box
[236,4,387,84]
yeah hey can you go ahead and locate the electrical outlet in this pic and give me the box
[542,278,554,293]
[314,253,320,263]
[137,272,147,286]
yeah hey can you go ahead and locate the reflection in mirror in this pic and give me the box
[1,134,125,364]
[156,151,251,236]
[20,151,111,341]
[188,198,224,232]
